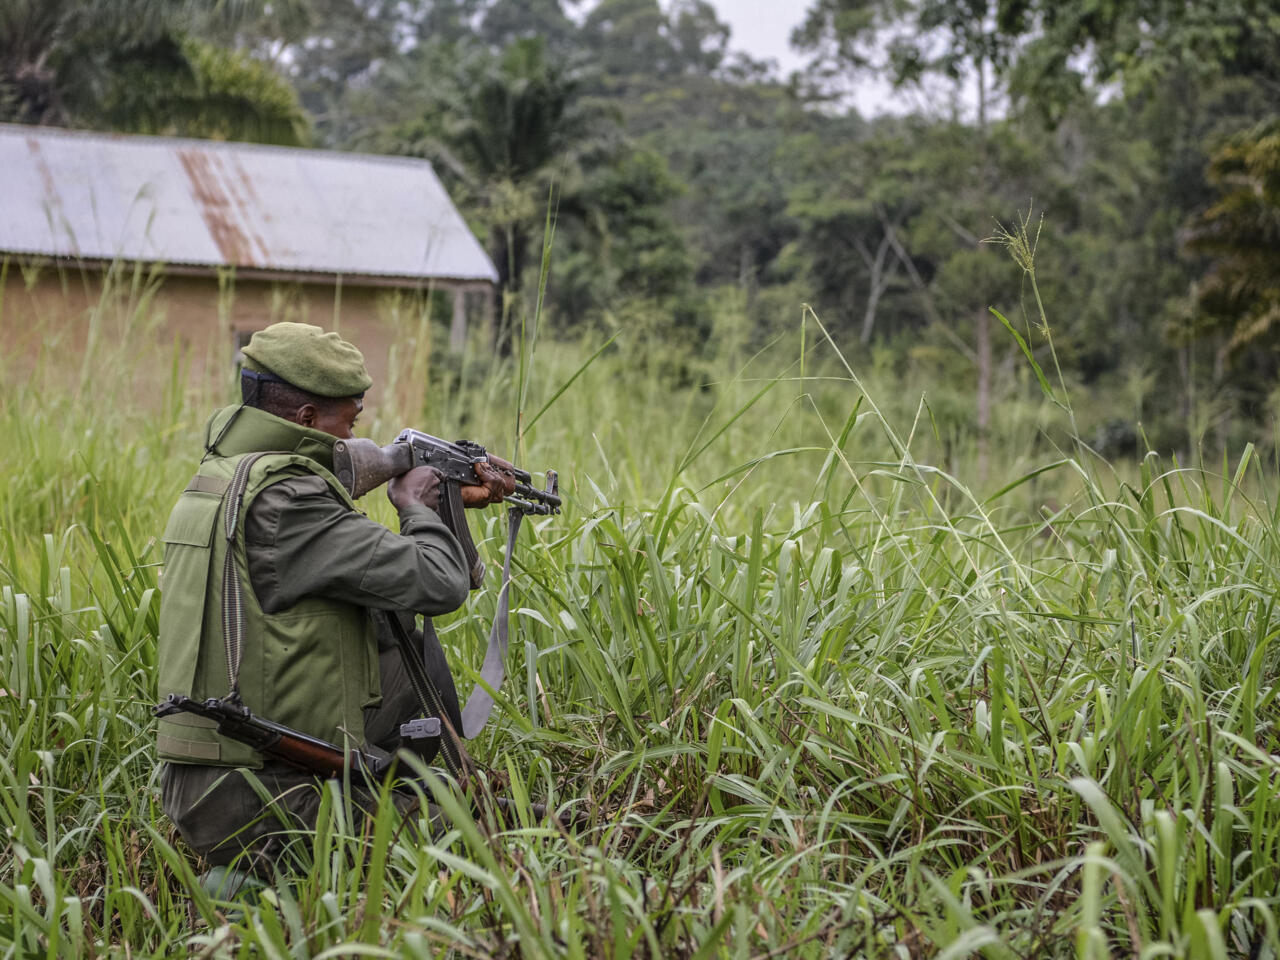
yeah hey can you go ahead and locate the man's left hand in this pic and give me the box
[461,458,517,508]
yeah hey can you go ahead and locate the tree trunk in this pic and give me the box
[860,232,901,345]
[976,56,988,133]
[483,284,496,347]
[857,223,898,345]
[450,287,467,353]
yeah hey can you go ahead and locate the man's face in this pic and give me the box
[302,397,363,440]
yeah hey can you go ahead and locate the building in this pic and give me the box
[0,123,498,405]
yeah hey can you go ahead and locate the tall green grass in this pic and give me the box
[1,256,1278,958]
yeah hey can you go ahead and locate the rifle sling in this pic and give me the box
[439,481,486,589]
[385,504,522,760]
[460,508,524,738]
[379,609,471,780]
[221,452,271,700]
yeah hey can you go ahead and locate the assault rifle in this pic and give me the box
[155,693,380,779]
[154,694,572,826]
[333,430,561,588]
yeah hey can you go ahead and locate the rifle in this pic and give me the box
[155,693,380,779]
[154,694,574,827]
[332,430,560,589]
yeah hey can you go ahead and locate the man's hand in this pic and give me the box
[388,465,443,512]
[461,458,517,508]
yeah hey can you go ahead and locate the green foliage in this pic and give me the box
[478,0,579,51]
[1184,119,1280,357]
[10,0,1276,451]
[9,46,1280,960]
[0,0,188,125]
[104,37,308,145]
[555,148,696,324]
[1009,0,1280,107]
[6,0,1280,454]
[445,38,586,185]
[390,37,603,299]
[794,0,1280,116]
[3,270,1280,955]
[581,0,722,86]
[0,0,304,143]
[795,0,1016,93]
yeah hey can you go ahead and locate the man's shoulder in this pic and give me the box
[251,470,345,513]
[245,452,346,500]
[245,472,354,546]
[260,473,333,498]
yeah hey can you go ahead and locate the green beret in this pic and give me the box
[241,322,372,398]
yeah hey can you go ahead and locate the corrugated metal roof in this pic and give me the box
[0,124,498,284]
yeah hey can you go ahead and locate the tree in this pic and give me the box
[408,38,597,297]
[103,37,308,144]
[667,0,731,76]
[552,147,695,325]
[795,0,1280,116]
[215,0,419,147]
[0,0,306,143]
[581,0,677,85]
[794,0,1015,126]
[581,0,732,93]
[1182,120,1280,383]
[1,0,183,126]
[478,0,580,53]
[1007,0,1280,110]
[794,1,1024,479]
[784,120,928,343]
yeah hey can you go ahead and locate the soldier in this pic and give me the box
[155,322,513,874]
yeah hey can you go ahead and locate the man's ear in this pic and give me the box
[295,403,318,427]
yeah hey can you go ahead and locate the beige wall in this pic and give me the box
[1,260,454,416]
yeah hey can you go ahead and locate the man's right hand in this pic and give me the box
[388,465,443,512]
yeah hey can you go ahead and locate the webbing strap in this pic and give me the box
[461,509,524,738]
[185,475,230,495]
[220,453,269,699]
[381,610,472,781]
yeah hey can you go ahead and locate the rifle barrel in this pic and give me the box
[513,481,561,508]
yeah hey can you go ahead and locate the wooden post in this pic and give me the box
[450,285,467,353]
[482,284,496,349]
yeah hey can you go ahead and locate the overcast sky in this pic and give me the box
[707,0,809,76]
[703,0,937,116]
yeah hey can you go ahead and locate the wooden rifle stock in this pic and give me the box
[269,732,350,779]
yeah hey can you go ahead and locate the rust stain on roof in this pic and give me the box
[26,137,57,198]
[225,153,277,246]
[27,136,80,256]
[178,148,269,267]
[231,154,265,209]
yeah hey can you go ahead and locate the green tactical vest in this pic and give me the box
[155,405,381,768]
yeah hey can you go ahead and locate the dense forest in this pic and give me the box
[3,0,1279,460]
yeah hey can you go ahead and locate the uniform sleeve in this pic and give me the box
[244,475,470,616]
